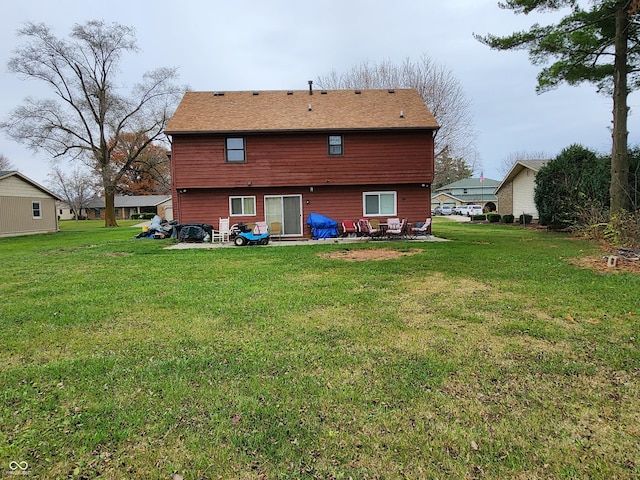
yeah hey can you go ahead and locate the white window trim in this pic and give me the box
[328,135,344,156]
[362,191,397,217]
[264,194,303,237]
[32,201,42,219]
[225,137,246,163]
[229,196,257,216]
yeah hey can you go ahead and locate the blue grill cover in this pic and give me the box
[306,212,339,239]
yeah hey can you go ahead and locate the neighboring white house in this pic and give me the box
[0,171,62,237]
[56,201,77,220]
[495,160,548,220]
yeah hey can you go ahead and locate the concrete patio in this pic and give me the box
[165,234,448,249]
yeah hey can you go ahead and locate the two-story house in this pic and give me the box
[432,177,500,213]
[165,88,439,238]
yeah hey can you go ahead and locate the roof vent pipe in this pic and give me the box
[308,80,313,95]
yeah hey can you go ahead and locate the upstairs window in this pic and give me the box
[32,201,42,219]
[328,135,343,156]
[226,137,245,163]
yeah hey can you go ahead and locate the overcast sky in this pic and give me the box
[2,0,638,187]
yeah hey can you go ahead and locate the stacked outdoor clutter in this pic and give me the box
[175,223,213,242]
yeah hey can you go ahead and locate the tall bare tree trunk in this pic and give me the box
[611,1,631,213]
[104,184,118,227]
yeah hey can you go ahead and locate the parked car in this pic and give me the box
[453,205,467,215]
[435,205,452,215]
[466,205,483,216]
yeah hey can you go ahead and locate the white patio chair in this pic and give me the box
[212,217,231,242]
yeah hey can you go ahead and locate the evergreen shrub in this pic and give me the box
[519,214,533,225]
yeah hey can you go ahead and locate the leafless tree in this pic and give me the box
[0,153,15,171]
[316,55,478,164]
[1,20,185,227]
[497,150,549,178]
[47,166,97,221]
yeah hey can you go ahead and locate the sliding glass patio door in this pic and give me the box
[265,195,302,236]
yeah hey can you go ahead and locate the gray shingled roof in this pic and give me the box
[435,177,500,191]
[518,160,548,171]
[85,195,171,208]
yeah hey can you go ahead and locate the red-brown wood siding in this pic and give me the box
[174,184,432,237]
[171,130,434,189]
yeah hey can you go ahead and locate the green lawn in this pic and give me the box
[1,219,638,479]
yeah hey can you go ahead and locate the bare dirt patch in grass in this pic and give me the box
[568,254,640,274]
[319,248,422,261]
[565,241,640,274]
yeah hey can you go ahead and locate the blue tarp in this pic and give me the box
[306,212,339,239]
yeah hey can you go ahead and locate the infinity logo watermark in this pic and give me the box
[7,461,30,476]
